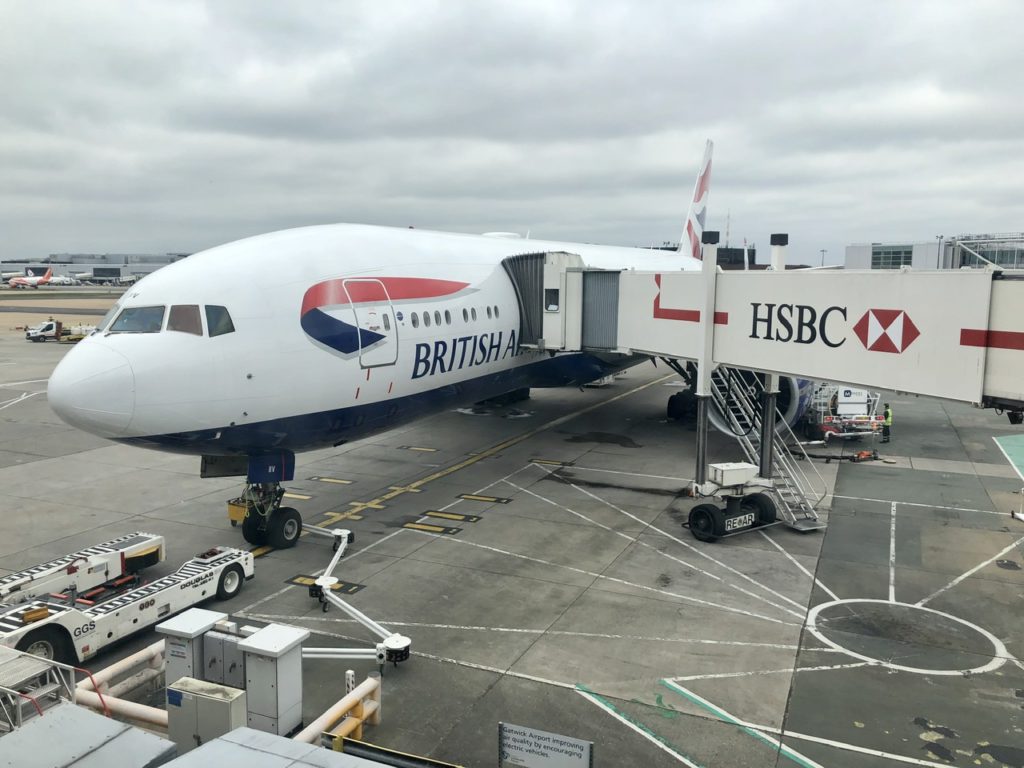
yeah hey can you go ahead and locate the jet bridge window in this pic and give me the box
[545,289,560,312]
[108,306,165,334]
[168,305,202,335]
[205,305,235,337]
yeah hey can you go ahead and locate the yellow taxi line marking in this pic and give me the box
[249,545,273,558]
[531,459,573,466]
[299,374,673,531]
[283,492,312,500]
[389,485,423,493]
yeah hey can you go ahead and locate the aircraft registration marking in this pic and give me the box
[425,510,481,523]
[458,494,511,504]
[283,492,312,500]
[403,522,461,535]
[287,574,364,594]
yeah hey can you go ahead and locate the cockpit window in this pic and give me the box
[205,305,235,337]
[108,306,165,334]
[96,302,122,333]
[168,305,203,335]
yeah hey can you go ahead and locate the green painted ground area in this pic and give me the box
[994,434,1024,481]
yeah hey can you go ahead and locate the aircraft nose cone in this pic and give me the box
[48,344,136,436]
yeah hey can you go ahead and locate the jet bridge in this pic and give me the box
[516,235,1024,539]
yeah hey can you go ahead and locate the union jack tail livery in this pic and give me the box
[680,140,713,261]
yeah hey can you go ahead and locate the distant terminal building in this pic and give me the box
[846,233,1024,271]
[3,252,190,283]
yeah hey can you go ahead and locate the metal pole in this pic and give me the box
[694,230,719,489]
[695,396,709,485]
[759,390,776,479]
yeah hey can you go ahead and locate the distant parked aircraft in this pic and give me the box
[8,268,52,289]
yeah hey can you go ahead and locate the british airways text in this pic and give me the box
[412,330,520,379]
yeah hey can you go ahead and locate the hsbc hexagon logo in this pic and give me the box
[853,309,920,353]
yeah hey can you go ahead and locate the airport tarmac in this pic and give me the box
[1,328,1023,767]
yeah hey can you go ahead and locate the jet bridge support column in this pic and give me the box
[694,231,720,488]
[758,234,788,479]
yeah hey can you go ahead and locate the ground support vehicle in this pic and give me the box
[0,545,254,665]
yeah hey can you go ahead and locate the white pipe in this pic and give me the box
[77,640,164,692]
[293,676,379,744]
[107,667,163,699]
[76,688,168,728]
[302,647,379,659]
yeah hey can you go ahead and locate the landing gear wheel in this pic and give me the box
[216,563,245,600]
[267,507,303,549]
[688,503,723,542]
[743,492,777,526]
[16,626,73,665]
[242,512,268,546]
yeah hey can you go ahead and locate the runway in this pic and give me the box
[1,330,1022,767]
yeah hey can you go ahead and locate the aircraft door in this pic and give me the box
[343,279,399,367]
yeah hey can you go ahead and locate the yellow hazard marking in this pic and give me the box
[283,492,312,500]
[458,494,511,504]
[399,445,438,452]
[286,575,364,594]
[250,545,273,558]
[425,510,481,523]
[402,522,461,535]
[310,476,354,485]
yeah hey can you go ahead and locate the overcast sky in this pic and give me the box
[2,1,1021,265]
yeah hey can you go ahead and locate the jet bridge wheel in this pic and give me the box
[688,503,724,542]
[742,492,778,526]
[266,507,303,549]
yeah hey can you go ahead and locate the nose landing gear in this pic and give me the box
[235,482,304,549]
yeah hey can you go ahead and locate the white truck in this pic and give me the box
[24,319,94,342]
[0,534,254,665]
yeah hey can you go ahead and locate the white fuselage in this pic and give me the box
[48,224,699,457]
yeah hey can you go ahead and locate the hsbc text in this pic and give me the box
[749,303,846,348]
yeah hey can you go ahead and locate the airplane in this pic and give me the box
[49,274,81,286]
[9,268,52,289]
[47,142,812,549]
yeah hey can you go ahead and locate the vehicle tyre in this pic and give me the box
[267,507,303,549]
[216,563,245,600]
[743,492,777,526]
[688,503,723,542]
[16,626,74,665]
[242,512,268,546]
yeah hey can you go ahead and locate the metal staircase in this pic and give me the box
[709,367,827,531]
[0,646,75,733]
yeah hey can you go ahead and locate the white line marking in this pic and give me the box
[0,378,48,388]
[669,661,871,682]
[832,493,1005,516]
[730,721,970,768]
[576,687,705,767]
[406,529,800,626]
[543,463,690,483]
[662,681,825,768]
[758,531,839,602]
[506,477,803,619]
[0,392,41,410]
[244,613,823,649]
[889,501,897,603]
[564,478,808,613]
[916,534,1024,607]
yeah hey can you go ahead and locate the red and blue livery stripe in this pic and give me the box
[300,276,470,354]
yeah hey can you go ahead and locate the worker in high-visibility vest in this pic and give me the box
[881,403,892,443]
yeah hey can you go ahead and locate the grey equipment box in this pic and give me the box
[237,624,309,735]
[166,676,247,755]
[156,608,227,687]
[203,630,246,689]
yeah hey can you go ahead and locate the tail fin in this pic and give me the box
[42,268,52,280]
[678,140,713,261]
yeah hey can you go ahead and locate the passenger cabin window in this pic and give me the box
[411,312,420,328]
[486,306,492,319]
[494,306,500,319]
[444,310,451,325]
[462,308,469,322]
[108,306,165,334]
[168,305,202,335]
[471,308,477,321]
[383,313,391,331]
[205,305,235,337]
[423,311,431,328]
[434,310,441,326]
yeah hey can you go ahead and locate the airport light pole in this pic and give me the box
[819,249,827,267]
[936,235,943,269]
